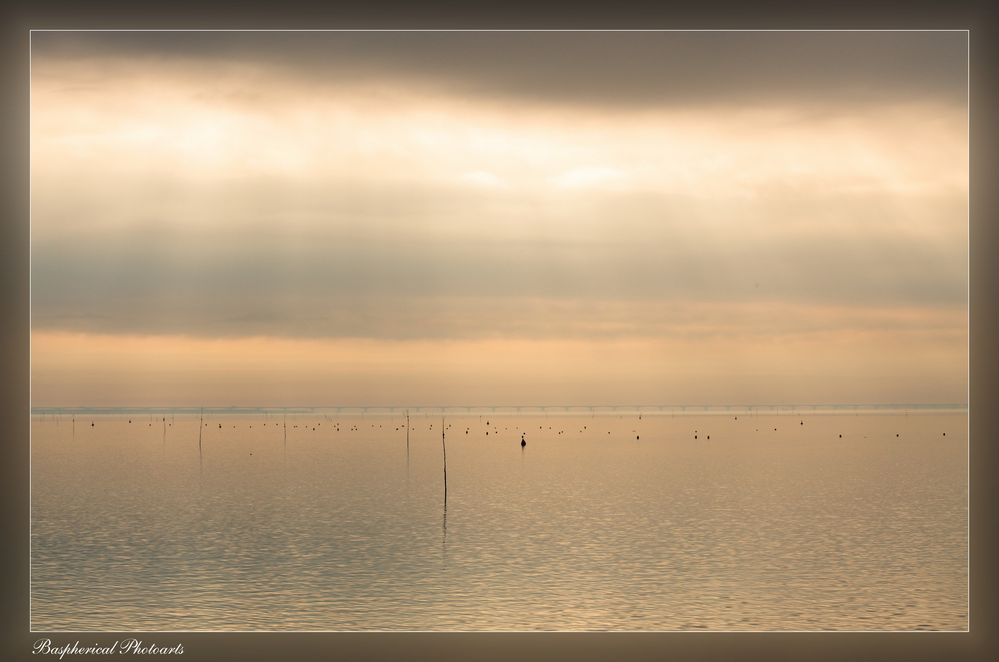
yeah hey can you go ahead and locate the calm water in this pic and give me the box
[31,411,968,631]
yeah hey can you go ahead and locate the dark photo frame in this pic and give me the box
[3,3,996,661]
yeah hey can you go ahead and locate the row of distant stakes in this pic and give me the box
[56,410,952,510]
[64,411,950,442]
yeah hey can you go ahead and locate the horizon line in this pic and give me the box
[30,402,969,412]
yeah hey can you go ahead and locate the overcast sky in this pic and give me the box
[30,31,968,406]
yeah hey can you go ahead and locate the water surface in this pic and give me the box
[31,411,968,630]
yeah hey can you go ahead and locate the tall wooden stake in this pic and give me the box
[441,415,447,504]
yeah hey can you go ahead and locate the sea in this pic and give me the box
[30,406,968,631]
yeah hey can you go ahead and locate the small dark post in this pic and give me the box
[198,408,204,468]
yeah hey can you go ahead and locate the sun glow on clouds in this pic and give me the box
[31,71,966,213]
[459,170,508,189]
[552,166,627,190]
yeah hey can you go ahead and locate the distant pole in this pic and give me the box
[406,409,411,457]
[441,415,447,504]
[198,408,204,468]
[283,413,287,458]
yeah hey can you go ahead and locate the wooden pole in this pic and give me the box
[441,415,447,504]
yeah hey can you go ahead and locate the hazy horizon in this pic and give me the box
[30,403,969,412]
[29,31,968,407]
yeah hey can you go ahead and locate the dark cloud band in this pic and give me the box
[31,31,968,109]
[31,227,966,340]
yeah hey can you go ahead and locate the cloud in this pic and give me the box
[459,170,508,189]
[31,31,967,110]
[27,31,968,406]
[30,210,967,341]
[30,329,968,407]
[552,166,627,190]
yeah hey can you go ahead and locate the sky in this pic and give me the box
[29,31,968,407]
